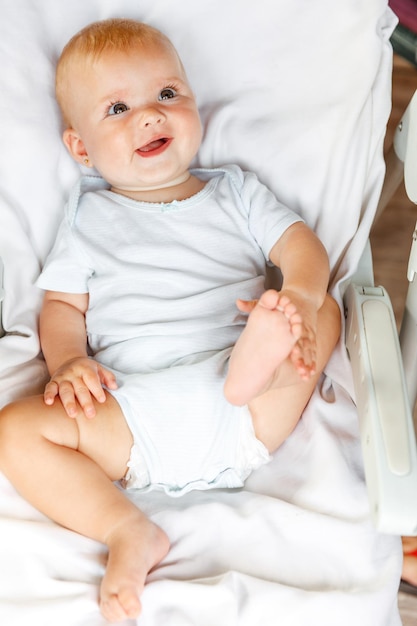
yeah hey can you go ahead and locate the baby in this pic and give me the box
[0,18,340,623]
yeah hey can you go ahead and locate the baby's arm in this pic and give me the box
[40,290,117,418]
[268,221,330,378]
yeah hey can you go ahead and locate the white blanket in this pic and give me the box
[0,1,403,624]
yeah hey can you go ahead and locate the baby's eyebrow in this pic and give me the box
[160,76,190,89]
[98,90,129,106]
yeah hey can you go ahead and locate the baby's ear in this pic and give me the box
[63,128,92,167]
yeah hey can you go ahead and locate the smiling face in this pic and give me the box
[62,40,203,199]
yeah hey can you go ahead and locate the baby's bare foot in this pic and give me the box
[100,514,169,622]
[224,289,302,406]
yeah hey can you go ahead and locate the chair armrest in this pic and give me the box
[345,282,417,534]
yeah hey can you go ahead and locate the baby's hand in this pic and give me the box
[44,357,118,418]
[277,289,318,380]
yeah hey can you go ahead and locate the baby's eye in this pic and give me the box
[158,88,177,101]
[108,102,129,115]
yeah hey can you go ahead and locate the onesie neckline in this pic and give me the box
[100,169,221,212]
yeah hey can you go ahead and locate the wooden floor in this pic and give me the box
[373,53,417,626]
[371,54,417,324]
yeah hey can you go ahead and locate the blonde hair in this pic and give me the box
[56,18,177,125]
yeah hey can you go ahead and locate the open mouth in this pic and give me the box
[136,137,172,157]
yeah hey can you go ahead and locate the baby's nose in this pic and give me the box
[140,106,165,127]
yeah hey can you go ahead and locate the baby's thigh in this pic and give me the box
[0,392,132,481]
[72,392,134,480]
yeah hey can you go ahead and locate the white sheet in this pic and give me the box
[0,1,402,624]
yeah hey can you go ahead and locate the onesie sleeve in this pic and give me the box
[36,216,94,294]
[241,170,304,263]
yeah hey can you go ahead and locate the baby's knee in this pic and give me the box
[0,400,18,423]
[321,294,341,334]
[0,401,25,462]
[0,397,43,448]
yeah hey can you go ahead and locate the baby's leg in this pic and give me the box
[248,294,341,452]
[224,289,304,406]
[0,394,169,622]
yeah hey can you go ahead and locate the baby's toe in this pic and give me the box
[100,595,127,623]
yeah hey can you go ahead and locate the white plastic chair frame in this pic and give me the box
[345,89,417,535]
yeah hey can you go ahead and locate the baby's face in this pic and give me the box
[64,41,202,195]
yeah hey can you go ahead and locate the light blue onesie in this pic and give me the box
[37,165,303,495]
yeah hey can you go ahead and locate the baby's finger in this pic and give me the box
[70,379,100,418]
[81,370,107,405]
[99,367,118,392]
[291,341,316,379]
[44,380,59,406]
[236,298,258,313]
[57,380,80,418]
